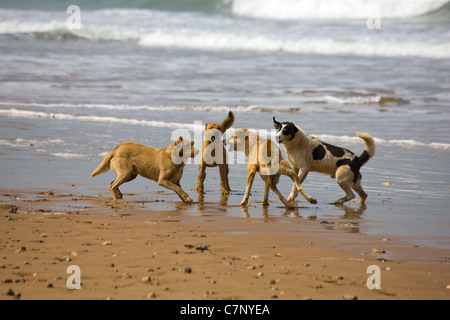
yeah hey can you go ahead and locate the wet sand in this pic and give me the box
[1,189,449,300]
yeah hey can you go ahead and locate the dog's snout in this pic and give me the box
[276,134,283,144]
[211,136,215,142]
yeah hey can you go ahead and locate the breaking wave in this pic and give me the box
[1,107,449,150]
[231,0,450,20]
[2,0,448,20]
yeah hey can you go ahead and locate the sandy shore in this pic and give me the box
[0,189,449,300]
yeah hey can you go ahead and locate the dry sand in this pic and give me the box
[0,189,449,300]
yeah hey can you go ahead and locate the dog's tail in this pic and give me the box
[91,150,114,177]
[220,111,235,133]
[356,132,375,167]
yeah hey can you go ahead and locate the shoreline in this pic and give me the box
[1,188,449,300]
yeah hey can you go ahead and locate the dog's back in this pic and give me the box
[91,142,161,179]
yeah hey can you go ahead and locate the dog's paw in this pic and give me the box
[221,189,230,196]
[183,196,193,203]
[309,197,317,204]
[195,187,205,194]
[285,203,296,209]
[240,200,248,207]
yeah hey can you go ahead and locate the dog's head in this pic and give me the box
[171,137,199,164]
[225,128,249,152]
[204,111,235,143]
[273,117,299,144]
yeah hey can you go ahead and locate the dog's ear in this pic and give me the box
[273,116,282,130]
[176,136,183,143]
[220,111,234,133]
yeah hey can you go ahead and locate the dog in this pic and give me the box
[196,111,234,195]
[91,137,199,203]
[273,117,375,204]
[225,128,317,208]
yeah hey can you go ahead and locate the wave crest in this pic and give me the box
[231,0,450,20]
[1,107,449,150]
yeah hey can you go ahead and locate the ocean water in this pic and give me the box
[0,0,449,247]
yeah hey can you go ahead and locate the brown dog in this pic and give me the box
[91,137,198,203]
[225,128,317,208]
[196,111,234,195]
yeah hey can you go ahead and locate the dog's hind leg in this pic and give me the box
[268,183,295,209]
[109,180,122,199]
[335,183,355,204]
[109,173,137,200]
[352,178,368,203]
[335,166,355,204]
[109,158,137,200]
[240,169,256,206]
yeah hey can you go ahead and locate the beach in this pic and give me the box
[1,0,450,301]
[1,189,449,300]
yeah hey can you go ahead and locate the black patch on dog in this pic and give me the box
[282,123,299,139]
[349,157,362,183]
[359,150,370,165]
[323,142,347,157]
[336,158,351,167]
[312,145,326,160]
[336,157,362,183]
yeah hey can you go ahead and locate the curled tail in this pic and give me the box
[91,151,114,177]
[356,132,375,167]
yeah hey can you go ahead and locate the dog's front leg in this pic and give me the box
[195,163,206,194]
[158,178,193,203]
[219,164,231,195]
[280,161,316,204]
[287,168,309,202]
[261,183,270,206]
[240,169,256,206]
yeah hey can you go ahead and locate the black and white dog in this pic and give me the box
[273,117,375,204]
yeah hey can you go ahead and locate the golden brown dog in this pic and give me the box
[225,128,317,208]
[91,137,198,203]
[196,111,234,195]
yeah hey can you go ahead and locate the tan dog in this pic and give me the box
[225,128,317,208]
[196,111,234,195]
[91,137,199,203]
